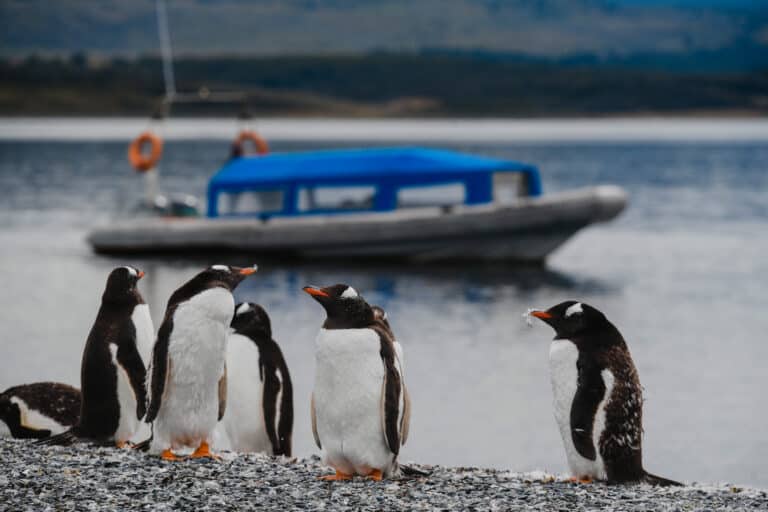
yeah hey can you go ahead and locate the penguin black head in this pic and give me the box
[303,284,375,329]
[200,264,258,291]
[103,266,145,304]
[231,302,272,340]
[530,301,612,342]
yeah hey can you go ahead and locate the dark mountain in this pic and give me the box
[1,0,767,72]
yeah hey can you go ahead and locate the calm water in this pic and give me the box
[1,129,767,487]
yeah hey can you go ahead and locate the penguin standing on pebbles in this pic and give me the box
[39,267,150,447]
[219,302,293,455]
[0,383,80,439]
[304,284,410,481]
[529,301,680,486]
[145,264,257,461]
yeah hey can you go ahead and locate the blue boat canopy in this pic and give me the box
[207,147,542,218]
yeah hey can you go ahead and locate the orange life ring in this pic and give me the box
[232,130,269,157]
[128,132,163,172]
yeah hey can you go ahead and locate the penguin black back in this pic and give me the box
[77,266,148,441]
[231,302,294,456]
[0,382,80,439]
[531,301,681,486]
[38,267,149,447]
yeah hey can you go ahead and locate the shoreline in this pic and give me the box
[2,439,765,511]
[1,116,768,143]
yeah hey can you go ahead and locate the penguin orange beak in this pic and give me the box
[239,266,258,276]
[530,310,552,319]
[303,286,330,298]
[137,271,145,279]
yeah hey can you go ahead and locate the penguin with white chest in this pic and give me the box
[529,301,680,485]
[304,284,410,481]
[0,382,80,439]
[219,302,293,455]
[145,264,257,461]
[39,266,150,447]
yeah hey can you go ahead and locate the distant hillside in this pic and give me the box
[1,0,767,72]
[2,53,766,117]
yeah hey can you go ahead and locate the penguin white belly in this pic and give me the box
[314,328,393,475]
[8,396,68,435]
[549,339,607,479]
[132,304,155,367]
[220,333,272,453]
[109,344,139,443]
[154,289,232,449]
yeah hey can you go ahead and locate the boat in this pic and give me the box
[88,146,627,263]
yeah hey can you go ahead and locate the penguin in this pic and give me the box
[0,382,80,439]
[38,266,149,447]
[529,301,681,486]
[145,264,257,461]
[304,284,410,481]
[218,302,293,455]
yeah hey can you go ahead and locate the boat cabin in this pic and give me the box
[207,147,542,219]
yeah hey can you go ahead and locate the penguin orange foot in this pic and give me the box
[161,449,183,461]
[190,441,220,460]
[319,470,353,481]
[569,476,593,484]
[366,469,383,481]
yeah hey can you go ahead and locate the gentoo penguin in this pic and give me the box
[39,266,149,447]
[0,382,80,439]
[304,284,410,481]
[145,264,257,461]
[219,302,293,455]
[529,301,680,486]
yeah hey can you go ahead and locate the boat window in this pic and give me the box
[298,186,376,212]
[493,172,527,203]
[397,183,465,209]
[218,189,284,215]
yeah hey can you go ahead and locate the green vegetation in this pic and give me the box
[2,53,767,117]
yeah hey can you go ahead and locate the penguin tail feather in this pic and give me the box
[34,428,78,446]
[643,471,682,487]
[132,437,152,452]
[398,464,431,478]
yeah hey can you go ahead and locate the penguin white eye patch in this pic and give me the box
[122,266,138,277]
[236,303,252,316]
[211,264,229,271]
[565,303,583,318]
[341,287,359,299]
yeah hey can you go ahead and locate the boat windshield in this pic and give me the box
[298,186,376,212]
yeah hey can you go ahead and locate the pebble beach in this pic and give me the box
[2,440,765,511]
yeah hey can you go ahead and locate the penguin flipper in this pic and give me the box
[570,358,606,461]
[146,321,172,423]
[34,427,78,446]
[400,383,411,446]
[310,393,321,450]
[116,324,148,420]
[379,333,403,456]
[275,349,294,457]
[217,364,227,421]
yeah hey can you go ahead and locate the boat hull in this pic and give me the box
[88,186,627,263]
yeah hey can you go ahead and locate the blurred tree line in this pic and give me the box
[1,52,766,116]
